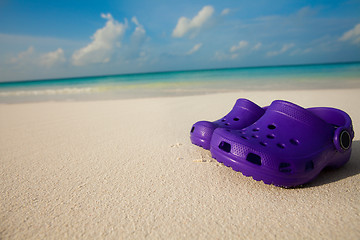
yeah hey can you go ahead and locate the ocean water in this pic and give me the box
[0,62,360,103]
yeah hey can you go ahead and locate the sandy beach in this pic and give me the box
[1,88,360,239]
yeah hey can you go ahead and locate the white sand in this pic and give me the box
[1,88,360,239]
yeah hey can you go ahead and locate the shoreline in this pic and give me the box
[1,61,360,104]
[1,83,360,104]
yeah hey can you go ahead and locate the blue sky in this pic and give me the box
[0,0,360,82]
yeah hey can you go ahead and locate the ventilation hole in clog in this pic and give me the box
[252,128,260,132]
[241,136,248,140]
[221,119,226,122]
[266,134,275,139]
[259,142,267,146]
[268,124,276,130]
[279,162,292,173]
[226,129,231,132]
[305,161,314,171]
[252,135,258,138]
[289,138,299,145]
[246,153,261,166]
[277,143,285,149]
[233,117,240,121]
[279,162,290,168]
[218,141,231,153]
[190,126,195,133]
[224,123,230,126]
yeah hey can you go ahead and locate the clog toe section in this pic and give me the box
[190,121,217,150]
[190,98,265,150]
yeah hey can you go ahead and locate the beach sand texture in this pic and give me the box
[1,88,360,239]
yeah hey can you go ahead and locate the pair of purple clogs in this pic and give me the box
[190,99,354,187]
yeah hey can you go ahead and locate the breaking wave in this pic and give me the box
[0,87,95,97]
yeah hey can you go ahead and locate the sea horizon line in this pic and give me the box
[1,60,360,85]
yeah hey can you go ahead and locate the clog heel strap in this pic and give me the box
[308,107,354,153]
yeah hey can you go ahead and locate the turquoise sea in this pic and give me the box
[0,62,360,103]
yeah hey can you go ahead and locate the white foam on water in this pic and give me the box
[0,87,94,96]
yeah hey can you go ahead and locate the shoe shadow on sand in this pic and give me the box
[306,140,360,188]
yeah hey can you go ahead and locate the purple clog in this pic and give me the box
[190,99,265,149]
[210,100,354,187]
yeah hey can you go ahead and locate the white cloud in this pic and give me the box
[172,5,214,38]
[267,43,295,56]
[213,51,239,61]
[72,13,127,66]
[253,43,262,50]
[230,41,249,52]
[339,23,360,44]
[221,8,230,16]
[132,16,146,36]
[9,46,34,64]
[281,43,295,52]
[231,53,239,59]
[130,16,147,45]
[40,48,65,67]
[186,43,203,55]
[213,51,227,61]
[126,17,148,61]
[214,41,251,61]
[296,6,317,18]
[9,46,66,68]
[290,48,312,56]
